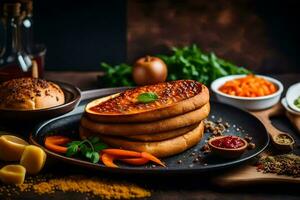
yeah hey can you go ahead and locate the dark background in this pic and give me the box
[6,0,300,73]
[33,0,126,71]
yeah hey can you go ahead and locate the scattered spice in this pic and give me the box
[247,142,256,150]
[201,144,211,153]
[257,154,300,177]
[204,119,227,136]
[244,135,253,142]
[0,175,151,199]
[203,118,255,155]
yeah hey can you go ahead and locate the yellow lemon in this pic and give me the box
[0,165,26,184]
[0,135,29,161]
[20,145,47,175]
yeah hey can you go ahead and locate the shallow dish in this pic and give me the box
[211,75,283,110]
[208,136,248,159]
[30,93,269,174]
[286,82,300,113]
[0,81,81,121]
[281,98,300,116]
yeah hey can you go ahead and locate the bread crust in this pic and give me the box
[80,121,204,158]
[85,81,209,123]
[0,78,65,110]
[80,123,198,142]
[81,103,210,136]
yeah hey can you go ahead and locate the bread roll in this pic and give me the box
[80,123,199,142]
[81,103,210,136]
[85,80,209,123]
[80,121,204,158]
[0,78,65,110]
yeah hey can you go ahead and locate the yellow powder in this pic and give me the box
[14,175,150,199]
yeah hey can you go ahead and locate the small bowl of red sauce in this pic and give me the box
[208,135,248,159]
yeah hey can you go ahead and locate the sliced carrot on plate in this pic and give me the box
[101,153,118,168]
[119,157,149,165]
[141,152,166,167]
[101,149,141,158]
[44,136,71,154]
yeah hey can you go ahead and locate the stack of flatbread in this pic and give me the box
[80,80,210,157]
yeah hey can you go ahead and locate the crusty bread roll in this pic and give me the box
[0,78,65,110]
[80,123,199,142]
[85,80,209,123]
[80,121,204,158]
[81,103,210,136]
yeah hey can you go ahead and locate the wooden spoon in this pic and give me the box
[251,104,295,151]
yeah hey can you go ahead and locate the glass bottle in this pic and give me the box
[0,2,32,82]
[20,0,34,54]
[20,0,46,78]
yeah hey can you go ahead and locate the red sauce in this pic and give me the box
[211,136,245,149]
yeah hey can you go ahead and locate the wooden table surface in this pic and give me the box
[1,72,300,200]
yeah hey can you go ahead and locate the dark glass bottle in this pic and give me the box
[20,0,46,78]
[0,2,32,82]
[20,0,34,54]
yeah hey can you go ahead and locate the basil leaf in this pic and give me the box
[79,143,89,156]
[66,145,78,157]
[94,143,108,152]
[85,151,93,159]
[137,92,158,103]
[67,141,81,146]
[90,152,100,163]
[89,136,100,144]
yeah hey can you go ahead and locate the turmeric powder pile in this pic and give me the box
[0,174,151,199]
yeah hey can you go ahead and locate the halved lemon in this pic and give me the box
[0,135,29,161]
[0,165,26,184]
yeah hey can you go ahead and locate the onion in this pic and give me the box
[133,56,168,86]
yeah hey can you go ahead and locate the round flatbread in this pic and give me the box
[85,80,209,123]
[80,123,199,142]
[80,121,204,158]
[81,103,210,136]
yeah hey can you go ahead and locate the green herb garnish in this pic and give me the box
[157,44,250,85]
[137,92,158,103]
[100,63,134,87]
[66,136,107,163]
[294,96,300,109]
[100,44,250,87]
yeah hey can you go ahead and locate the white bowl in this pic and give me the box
[211,75,284,110]
[285,82,300,113]
[281,97,300,116]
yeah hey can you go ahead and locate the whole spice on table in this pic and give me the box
[256,154,300,177]
[0,174,151,199]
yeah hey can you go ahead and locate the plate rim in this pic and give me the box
[30,100,269,174]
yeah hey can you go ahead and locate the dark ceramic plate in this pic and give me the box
[0,81,81,121]
[30,91,269,174]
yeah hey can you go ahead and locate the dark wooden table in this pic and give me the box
[1,72,299,200]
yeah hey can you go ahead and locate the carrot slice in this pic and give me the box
[44,136,71,154]
[119,157,149,165]
[101,153,118,168]
[44,142,67,154]
[141,152,166,167]
[101,149,141,158]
